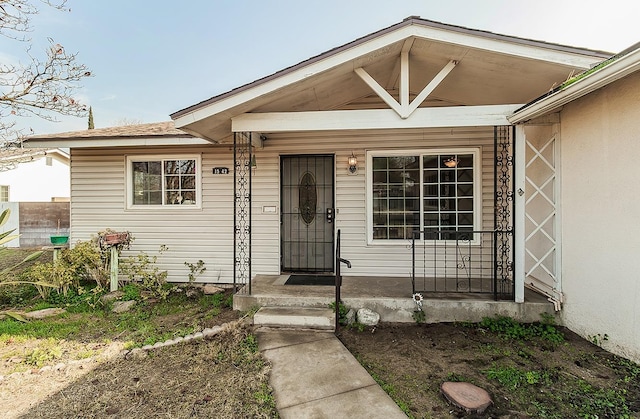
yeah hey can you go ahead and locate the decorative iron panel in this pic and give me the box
[494,125,515,299]
[234,132,252,294]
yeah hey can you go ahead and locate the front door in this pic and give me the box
[281,155,335,272]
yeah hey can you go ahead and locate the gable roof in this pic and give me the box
[171,16,611,142]
[510,42,640,123]
[26,121,209,148]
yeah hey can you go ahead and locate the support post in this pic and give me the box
[514,124,526,303]
[110,246,118,292]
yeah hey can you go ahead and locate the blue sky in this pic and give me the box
[3,0,638,135]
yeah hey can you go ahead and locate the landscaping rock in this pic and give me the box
[112,300,136,313]
[441,381,492,414]
[202,284,224,295]
[100,290,124,303]
[129,348,147,360]
[345,309,356,325]
[24,308,66,320]
[203,326,222,338]
[356,308,380,326]
[185,287,202,298]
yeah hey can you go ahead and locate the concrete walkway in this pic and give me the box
[256,329,407,419]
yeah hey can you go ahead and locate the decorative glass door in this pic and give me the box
[281,155,335,272]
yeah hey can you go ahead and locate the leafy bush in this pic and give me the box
[120,246,171,300]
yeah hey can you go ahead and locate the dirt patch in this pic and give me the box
[10,321,276,419]
[338,322,640,418]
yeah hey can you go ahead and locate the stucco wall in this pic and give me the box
[559,70,640,362]
[0,155,70,202]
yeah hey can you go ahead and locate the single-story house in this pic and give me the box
[26,17,639,361]
[0,148,70,202]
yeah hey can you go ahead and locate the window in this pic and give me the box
[0,185,8,202]
[369,149,479,241]
[127,156,200,207]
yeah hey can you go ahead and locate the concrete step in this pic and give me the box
[254,307,335,331]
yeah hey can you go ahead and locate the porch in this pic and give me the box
[234,274,555,324]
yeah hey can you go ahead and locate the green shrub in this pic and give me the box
[120,246,171,300]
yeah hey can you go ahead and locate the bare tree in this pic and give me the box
[0,0,91,151]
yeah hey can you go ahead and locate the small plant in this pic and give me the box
[120,245,171,300]
[588,333,609,347]
[478,315,564,346]
[485,364,550,391]
[411,293,425,324]
[412,309,425,324]
[329,300,349,325]
[185,260,206,283]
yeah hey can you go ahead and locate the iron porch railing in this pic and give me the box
[411,229,514,300]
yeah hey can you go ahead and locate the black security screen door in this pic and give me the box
[281,155,335,272]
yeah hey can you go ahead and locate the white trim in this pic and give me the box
[174,24,598,128]
[355,60,457,119]
[354,68,403,116]
[26,137,211,149]
[510,47,640,123]
[125,154,202,210]
[406,60,457,116]
[365,147,481,246]
[514,125,526,303]
[232,105,523,132]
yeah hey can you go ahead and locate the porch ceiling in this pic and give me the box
[173,19,609,143]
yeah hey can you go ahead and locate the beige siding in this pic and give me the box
[253,127,496,278]
[70,127,497,283]
[71,146,234,284]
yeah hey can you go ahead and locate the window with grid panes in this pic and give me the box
[0,185,8,202]
[128,156,199,207]
[370,151,477,241]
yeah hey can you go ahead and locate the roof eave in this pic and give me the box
[509,47,640,123]
[171,17,610,129]
[25,135,211,149]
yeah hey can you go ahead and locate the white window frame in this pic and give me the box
[366,148,482,245]
[125,154,202,209]
[0,185,9,202]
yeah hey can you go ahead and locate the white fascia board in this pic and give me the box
[510,48,640,123]
[232,105,523,132]
[408,26,600,69]
[25,137,211,149]
[175,24,596,128]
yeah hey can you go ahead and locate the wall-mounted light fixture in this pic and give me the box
[443,156,459,168]
[348,152,358,174]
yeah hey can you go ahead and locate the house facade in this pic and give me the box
[26,18,639,360]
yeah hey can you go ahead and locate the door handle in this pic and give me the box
[326,208,333,223]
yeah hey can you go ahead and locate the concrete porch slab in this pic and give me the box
[235,275,558,324]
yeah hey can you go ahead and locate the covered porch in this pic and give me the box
[234,274,554,323]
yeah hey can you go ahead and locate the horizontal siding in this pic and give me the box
[71,146,235,283]
[70,127,500,283]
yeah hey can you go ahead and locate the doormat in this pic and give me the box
[285,275,336,286]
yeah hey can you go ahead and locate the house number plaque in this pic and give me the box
[212,167,229,174]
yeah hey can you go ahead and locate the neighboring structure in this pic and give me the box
[0,148,70,202]
[509,42,640,363]
[25,18,639,361]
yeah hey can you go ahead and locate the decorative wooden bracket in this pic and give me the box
[355,46,457,119]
